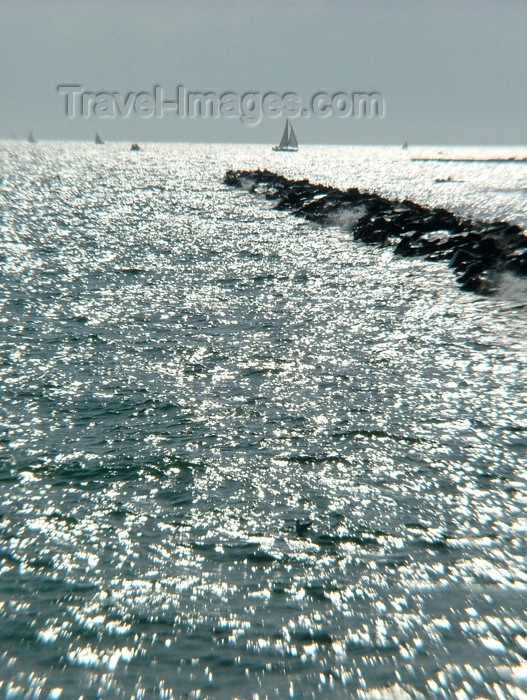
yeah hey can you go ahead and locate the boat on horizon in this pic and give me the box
[402,141,408,150]
[95,132,104,145]
[27,130,35,144]
[130,143,140,151]
[273,120,298,152]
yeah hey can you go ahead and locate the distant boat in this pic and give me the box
[273,120,298,152]
[402,141,408,150]
[27,130,35,144]
[95,132,104,145]
[130,143,140,151]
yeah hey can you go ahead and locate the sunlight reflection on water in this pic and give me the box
[0,142,526,698]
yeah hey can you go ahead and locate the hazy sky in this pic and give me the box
[1,0,525,145]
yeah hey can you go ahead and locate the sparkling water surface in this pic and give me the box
[1,142,527,698]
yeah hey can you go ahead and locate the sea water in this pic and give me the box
[0,142,526,698]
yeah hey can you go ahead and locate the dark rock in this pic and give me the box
[224,169,526,295]
[506,249,527,275]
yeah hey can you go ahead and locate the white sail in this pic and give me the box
[278,120,290,149]
[273,119,298,151]
[95,132,104,145]
[288,124,298,149]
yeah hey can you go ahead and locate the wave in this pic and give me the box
[224,169,527,294]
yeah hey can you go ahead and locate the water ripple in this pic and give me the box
[0,142,526,698]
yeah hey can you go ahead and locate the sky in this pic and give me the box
[0,0,525,145]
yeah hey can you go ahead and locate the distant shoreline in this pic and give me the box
[411,157,527,164]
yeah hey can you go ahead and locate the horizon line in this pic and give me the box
[1,138,527,148]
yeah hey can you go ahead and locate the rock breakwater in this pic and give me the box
[224,169,527,294]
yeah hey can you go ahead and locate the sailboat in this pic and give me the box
[273,119,298,152]
[27,130,35,144]
[95,132,104,145]
[402,141,408,150]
